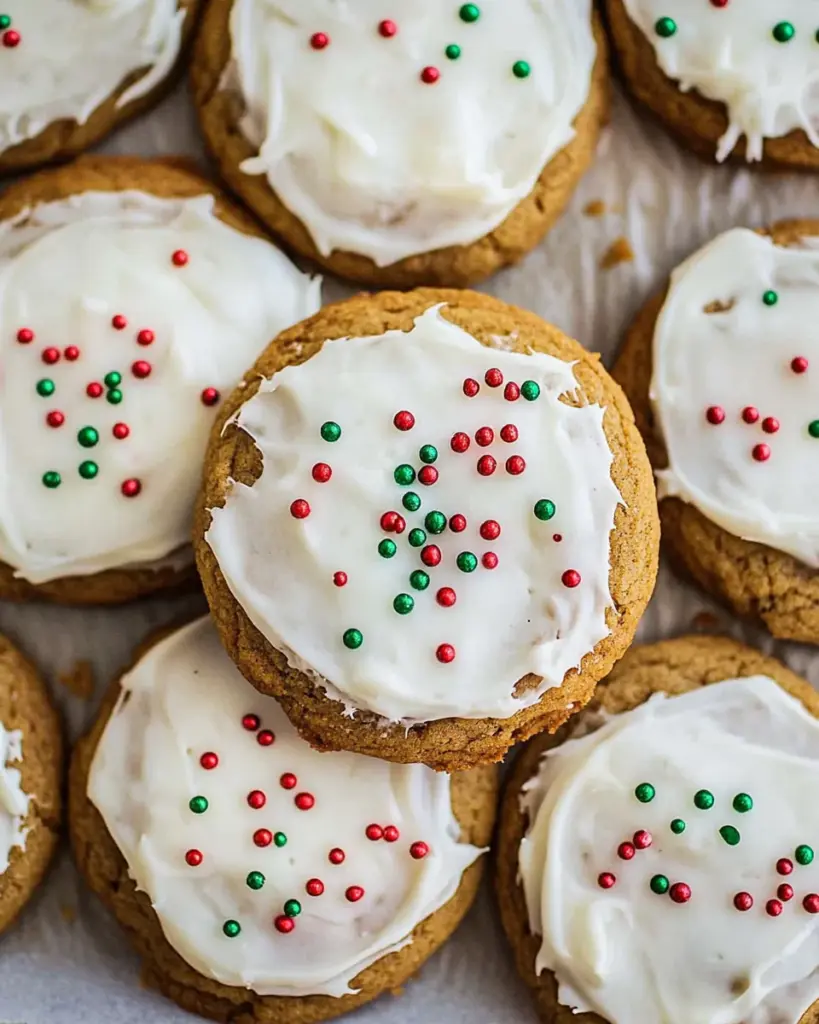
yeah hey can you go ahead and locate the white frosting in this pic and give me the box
[229,0,597,266]
[651,228,819,567]
[206,306,622,725]
[88,617,482,997]
[0,723,29,874]
[0,190,320,584]
[0,0,186,153]
[621,0,819,162]
[519,677,819,1024]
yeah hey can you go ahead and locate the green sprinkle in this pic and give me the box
[394,464,416,486]
[246,871,265,890]
[189,795,208,814]
[36,378,55,397]
[459,3,480,23]
[521,380,540,401]
[534,499,556,521]
[320,421,341,442]
[408,528,426,548]
[719,825,741,846]
[773,21,795,43]
[42,471,61,489]
[456,551,478,573]
[634,783,655,804]
[77,426,99,448]
[654,16,677,38]
[274,832,287,847]
[670,818,686,835]
[419,445,438,464]
[222,920,241,938]
[694,789,715,810]
[78,460,99,480]
[104,371,122,388]
[403,492,421,512]
[393,593,415,615]
[445,43,461,60]
[512,60,531,79]
[808,421,819,439]
[796,844,815,865]
[283,899,302,917]
[762,290,779,306]
[732,793,753,813]
[106,388,123,405]
[410,570,430,591]
[378,539,397,559]
[342,629,363,650]
[650,874,669,895]
[0,16,10,30]
[425,511,447,534]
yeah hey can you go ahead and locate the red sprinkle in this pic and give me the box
[777,884,794,902]
[253,829,272,847]
[500,424,518,443]
[312,462,332,483]
[393,410,415,431]
[242,713,260,731]
[121,479,141,498]
[46,411,64,428]
[290,499,311,519]
[410,842,429,860]
[275,915,295,934]
[617,842,635,861]
[598,872,616,889]
[766,899,783,917]
[451,431,471,453]
[310,31,329,49]
[247,790,266,809]
[436,643,456,663]
[257,730,275,746]
[480,520,501,541]
[185,849,203,867]
[803,894,819,914]
[378,18,397,37]
[137,329,155,346]
[669,882,692,904]
[384,826,400,843]
[329,848,346,864]
[504,382,520,402]
[733,892,753,911]
[42,347,60,365]
[421,545,442,567]
[752,444,771,462]
[463,378,480,398]
[420,66,440,84]
[506,455,526,475]
[333,571,347,587]
[306,878,325,896]
[706,406,725,425]
[562,569,582,588]
[419,465,438,486]
[111,316,127,331]
[437,587,457,607]
[553,534,562,543]
[777,858,794,876]
[295,792,315,810]
[346,886,365,903]
[201,387,220,406]
[449,514,467,533]
[393,514,406,534]
[475,426,494,447]
[762,417,780,434]
[280,773,297,790]
[132,360,151,379]
[742,406,760,424]
[477,455,496,476]
[482,552,498,570]
[633,830,652,850]
[64,346,80,361]
[3,30,20,47]
[791,357,809,374]
[87,382,103,398]
[16,328,33,344]
[171,249,189,267]
[366,824,384,841]
[200,752,218,769]
[485,368,503,388]
[381,511,401,532]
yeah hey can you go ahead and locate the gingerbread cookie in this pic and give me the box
[0,633,62,936]
[70,617,495,1022]
[191,0,610,289]
[0,156,320,605]
[0,1,201,174]
[605,0,819,169]
[496,635,819,1024]
[614,220,819,643]
[194,288,659,771]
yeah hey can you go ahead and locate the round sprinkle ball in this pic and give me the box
[694,789,714,810]
[650,874,669,895]
[732,793,753,813]
[634,783,655,803]
[343,629,363,650]
[534,499,556,521]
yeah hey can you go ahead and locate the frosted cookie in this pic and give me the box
[194,289,659,771]
[69,617,495,1022]
[496,635,819,1024]
[605,0,819,169]
[191,0,609,289]
[0,156,320,605]
[0,633,62,935]
[614,220,819,643]
[0,1,200,173]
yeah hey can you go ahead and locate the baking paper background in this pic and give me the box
[2,75,819,1024]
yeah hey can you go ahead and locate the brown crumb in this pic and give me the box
[600,237,634,270]
[58,660,95,700]
[583,199,607,217]
[691,611,723,633]
[59,903,77,925]
[704,298,736,314]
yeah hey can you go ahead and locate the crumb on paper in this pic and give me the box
[691,611,723,633]
[583,199,607,217]
[703,298,736,314]
[59,903,77,925]
[58,660,95,700]
[600,237,634,270]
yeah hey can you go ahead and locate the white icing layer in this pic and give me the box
[0,0,185,153]
[229,0,596,266]
[0,722,29,874]
[206,306,622,725]
[651,228,819,567]
[0,190,320,584]
[621,0,819,162]
[88,617,482,997]
[519,677,819,1024]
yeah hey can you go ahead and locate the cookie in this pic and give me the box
[191,0,610,289]
[604,0,819,169]
[613,220,819,643]
[0,1,201,174]
[194,288,659,771]
[0,155,320,605]
[0,633,62,935]
[496,635,819,1024]
[69,617,496,1023]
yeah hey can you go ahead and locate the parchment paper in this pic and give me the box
[2,77,819,1024]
